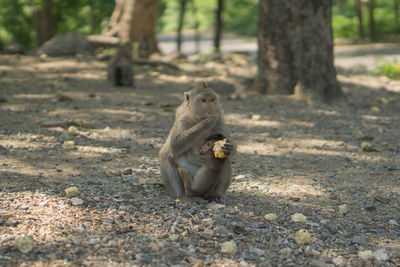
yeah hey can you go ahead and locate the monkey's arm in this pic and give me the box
[185,151,210,166]
[170,117,215,156]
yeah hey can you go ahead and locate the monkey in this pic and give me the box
[159,82,236,202]
[178,133,231,199]
[108,42,134,87]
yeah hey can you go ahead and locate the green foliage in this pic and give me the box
[377,61,400,79]
[0,0,114,50]
[332,15,358,40]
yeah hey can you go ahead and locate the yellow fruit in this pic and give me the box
[16,236,35,253]
[213,138,228,159]
[294,229,311,245]
[65,186,79,198]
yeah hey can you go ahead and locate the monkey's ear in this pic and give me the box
[184,92,190,104]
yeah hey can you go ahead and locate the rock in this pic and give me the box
[264,213,278,221]
[389,219,398,226]
[71,197,83,206]
[249,246,264,256]
[294,229,311,245]
[358,250,373,260]
[309,259,334,267]
[338,204,348,214]
[360,142,378,152]
[374,195,389,204]
[280,247,292,256]
[373,249,389,262]
[32,32,92,56]
[4,43,24,54]
[16,236,35,253]
[105,168,121,177]
[221,241,237,255]
[65,186,79,198]
[122,168,133,175]
[291,213,307,223]
[332,257,346,267]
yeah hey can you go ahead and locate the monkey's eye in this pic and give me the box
[209,98,215,102]
[201,99,207,103]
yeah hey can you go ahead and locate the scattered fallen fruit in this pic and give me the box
[338,204,348,214]
[63,140,75,150]
[371,106,380,113]
[70,197,83,206]
[220,241,237,255]
[251,114,261,120]
[16,236,35,253]
[294,229,311,245]
[67,126,78,136]
[291,213,307,223]
[213,138,229,159]
[358,250,373,260]
[65,186,79,198]
[373,97,389,105]
[264,213,278,221]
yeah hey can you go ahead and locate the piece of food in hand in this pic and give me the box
[213,138,229,159]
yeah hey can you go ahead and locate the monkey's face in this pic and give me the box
[200,140,215,155]
[193,94,218,119]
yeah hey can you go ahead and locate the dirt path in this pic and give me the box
[0,51,399,266]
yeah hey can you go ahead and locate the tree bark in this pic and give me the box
[394,0,399,27]
[256,0,342,103]
[34,0,56,46]
[177,0,188,53]
[355,0,364,40]
[103,0,159,56]
[368,0,375,41]
[214,0,224,52]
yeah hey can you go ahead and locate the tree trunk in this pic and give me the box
[34,0,56,46]
[177,0,188,53]
[355,0,364,40]
[214,0,224,52]
[368,0,375,41]
[256,0,342,103]
[394,0,399,28]
[103,0,159,57]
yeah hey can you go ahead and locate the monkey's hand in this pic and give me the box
[222,143,234,158]
[201,117,216,129]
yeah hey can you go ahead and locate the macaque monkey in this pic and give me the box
[179,134,232,199]
[108,42,133,87]
[159,82,236,201]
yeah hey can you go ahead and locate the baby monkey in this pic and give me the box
[178,134,231,199]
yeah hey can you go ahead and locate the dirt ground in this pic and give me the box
[0,49,399,266]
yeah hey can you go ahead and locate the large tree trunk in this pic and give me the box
[368,0,375,41]
[103,0,159,57]
[395,0,399,27]
[256,0,342,103]
[355,0,364,40]
[213,0,224,52]
[176,0,188,53]
[34,0,56,46]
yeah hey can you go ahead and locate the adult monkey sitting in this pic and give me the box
[159,82,236,201]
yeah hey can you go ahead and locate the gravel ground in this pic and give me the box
[0,52,399,266]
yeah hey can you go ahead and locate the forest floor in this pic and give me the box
[0,44,399,266]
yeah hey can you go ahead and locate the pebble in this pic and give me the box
[291,213,307,223]
[264,213,278,221]
[16,236,35,253]
[338,204,348,214]
[389,219,398,226]
[221,241,237,255]
[70,198,83,206]
[358,250,373,260]
[373,249,389,262]
[309,259,334,267]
